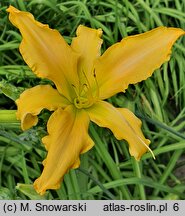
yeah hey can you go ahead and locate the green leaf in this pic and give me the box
[0,80,24,101]
[0,187,12,200]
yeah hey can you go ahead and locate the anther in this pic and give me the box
[93,69,99,98]
[93,69,96,78]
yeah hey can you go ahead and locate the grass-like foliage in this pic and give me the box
[0,0,185,200]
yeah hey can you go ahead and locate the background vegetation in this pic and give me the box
[0,0,185,199]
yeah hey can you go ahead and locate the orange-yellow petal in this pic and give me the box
[34,106,94,195]
[7,6,79,100]
[95,27,185,99]
[16,85,69,130]
[71,25,103,86]
[87,101,151,160]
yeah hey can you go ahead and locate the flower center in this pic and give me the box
[73,83,95,109]
[74,96,93,109]
[72,70,99,109]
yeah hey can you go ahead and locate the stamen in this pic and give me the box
[78,83,91,99]
[93,69,99,98]
[82,71,91,90]
[72,69,99,109]
[93,69,96,78]
[81,70,93,99]
[71,84,79,97]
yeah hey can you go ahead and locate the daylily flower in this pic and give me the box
[7,5,185,195]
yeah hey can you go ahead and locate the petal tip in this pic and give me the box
[21,113,38,130]
[6,5,19,13]
[34,176,61,195]
[76,24,103,38]
[33,178,47,195]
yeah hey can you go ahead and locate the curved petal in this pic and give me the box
[86,101,151,160]
[71,25,103,87]
[95,27,185,99]
[16,85,69,130]
[34,106,94,195]
[7,6,79,100]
